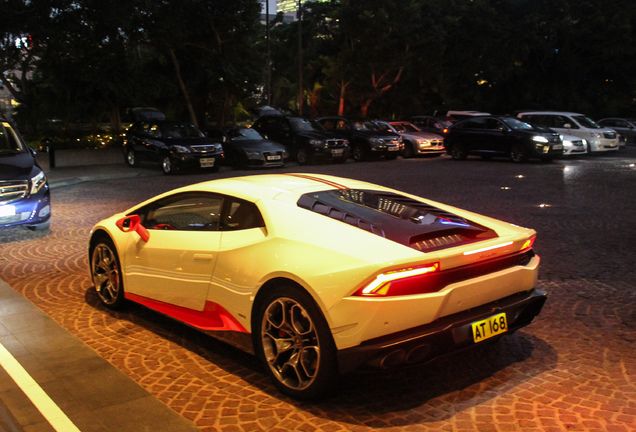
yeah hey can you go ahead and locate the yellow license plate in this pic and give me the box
[471,313,507,343]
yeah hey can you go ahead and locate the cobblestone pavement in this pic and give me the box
[1,149,635,431]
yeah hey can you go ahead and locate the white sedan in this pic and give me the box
[89,174,546,399]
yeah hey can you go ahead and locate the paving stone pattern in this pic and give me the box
[1,150,635,431]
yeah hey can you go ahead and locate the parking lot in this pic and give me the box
[1,149,635,432]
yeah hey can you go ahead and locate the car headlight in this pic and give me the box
[172,145,191,153]
[416,139,430,145]
[214,143,224,151]
[30,171,47,195]
[591,132,603,138]
[532,136,549,143]
[309,139,325,147]
[244,150,260,157]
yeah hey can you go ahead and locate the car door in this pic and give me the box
[483,118,509,153]
[122,192,224,311]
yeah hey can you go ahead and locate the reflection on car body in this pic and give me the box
[89,174,546,399]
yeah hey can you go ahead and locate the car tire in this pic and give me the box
[352,144,367,162]
[253,285,338,400]
[90,236,125,309]
[162,155,176,174]
[296,147,313,165]
[450,143,467,160]
[125,148,139,167]
[510,144,527,163]
[401,142,415,159]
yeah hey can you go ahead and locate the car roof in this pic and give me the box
[517,111,584,116]
[156,174,388,204]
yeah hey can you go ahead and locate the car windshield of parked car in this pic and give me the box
[501,118,535,131]
[289,118,325,133]
[352,120,381,132]
[391,122,421,133]
[0,122,27,154]
[228,128,263,141]
[573,116,601,129]
[162,123,205,139]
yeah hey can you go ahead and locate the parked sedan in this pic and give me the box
[206,126,288,169]
[597,118,636,144]
[124,120,224,174]
[410,115,454,136]
[89,174,546,399]
[375,120,444,158]
[0,116,51,231]
[252,115,349,165]
[445,116,563,162]
[317,117,402,161]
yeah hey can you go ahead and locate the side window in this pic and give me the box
[140,193,223,231]
[221,200,265,231]
[485,119,504,130]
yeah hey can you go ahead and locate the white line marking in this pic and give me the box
[0,342,81,432]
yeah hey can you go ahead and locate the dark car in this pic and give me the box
[0,116,51,231]
[445,116,563,162]
[206,126,288,169]
[252,115,349,165]
[597,118,636,145]
[410,115,454,136]
[123,120,224,174]
[317,117,402,161]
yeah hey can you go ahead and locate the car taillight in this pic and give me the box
[520,235,536,252]
[355,262,440,297]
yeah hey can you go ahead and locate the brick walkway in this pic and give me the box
[1,150,635,431]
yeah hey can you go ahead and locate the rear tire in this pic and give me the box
[253,285,338,400]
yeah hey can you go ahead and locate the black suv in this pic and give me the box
[317,117,402,161]
[445,116,564,162]
[0,116,50,231]
[124,120,224,174]
[252,115,349,165]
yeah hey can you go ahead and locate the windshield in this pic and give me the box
[573,115,601,129]
[390,122,421,133]
[0,122,28,154]
[352,120,381,131]
[228,128,263,141]
[502,118,535,130]
[161,122,205,139]
[289,117,325,132]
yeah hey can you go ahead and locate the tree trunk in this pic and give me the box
[167,46,198,127]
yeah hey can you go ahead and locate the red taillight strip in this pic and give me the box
[358,262,440,296]
[283,173,350,189]
[463,241,513,256]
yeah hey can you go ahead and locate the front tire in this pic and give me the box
[510,144,527,163]
[125,148,139,167]
[253,285,338,400]
[296,147,313,165]
[90,237,125,309]
[352,144,368,162]
[450,143,467,160]
[401,141,415,159]
[162,155,176,174]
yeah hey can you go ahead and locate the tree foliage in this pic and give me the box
[2,0,635,135]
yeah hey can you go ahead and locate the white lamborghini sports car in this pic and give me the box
[89,174,546,399]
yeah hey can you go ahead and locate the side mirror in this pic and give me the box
[563,123,572,129]
[116,215,150,242]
